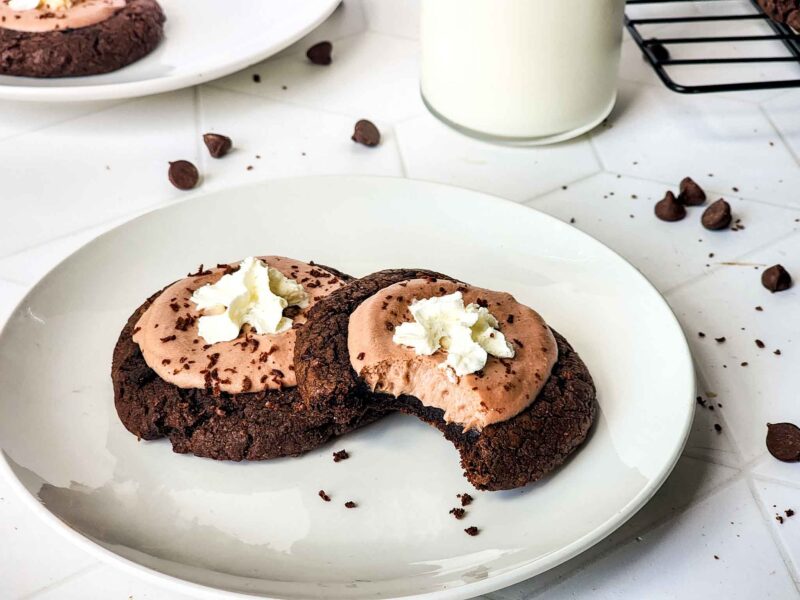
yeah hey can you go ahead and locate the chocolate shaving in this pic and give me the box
[160,335,177,343]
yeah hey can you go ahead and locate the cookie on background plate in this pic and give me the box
[295,269,597,491]
[112,256,386,461]
[0,0,165,78]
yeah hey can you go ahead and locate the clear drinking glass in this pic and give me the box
[420,0,626,145]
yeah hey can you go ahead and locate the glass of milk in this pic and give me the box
[420,0,626,145]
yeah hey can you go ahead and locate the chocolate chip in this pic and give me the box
[352,119,380,147]
[168,160,199,190]
[344,501,357,509]
[787,509,795,517]
[715,337,726,343]
[678,177,706,206]
[306,41,333,65]
[464,526,479,536]
[701,199,732,230]
[318,490,332,502]
[654,191,686,222]
[755,339,765,349]
[203,133,232,159]
[761,264,792,293]
[766,423,800,462]
[333,449,349,462]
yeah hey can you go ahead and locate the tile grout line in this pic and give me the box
[392,125,409,178]
[744,474,800,585]
[758,103,800,167]
[662,227,800,296]
[21,562,102,600]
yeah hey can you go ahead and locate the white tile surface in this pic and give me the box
[667,233,800,463]
[533,479,798,600]
[396,112,600,202]
[591,81,800,206]
[213,32,425,123]
[527,172,800,292]
[2,2,800,598]
[762,91,800,162]
[751,478,800,583]
[0,89,198,258]
[197,86,404,188]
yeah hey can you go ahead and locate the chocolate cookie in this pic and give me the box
[295,269,597,491]
[756,0,800,30]
[112,265,385,461]
[0,0,165,78]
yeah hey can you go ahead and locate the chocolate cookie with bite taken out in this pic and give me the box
[295,269,596,491]
[111,257,385,461]
[0,0,165,78]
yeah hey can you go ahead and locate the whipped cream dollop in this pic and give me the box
[191,256,309,344]
[392,291,514,378]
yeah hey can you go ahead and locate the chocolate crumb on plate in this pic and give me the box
[701,199,732,230]
[344,501,357,509]
[458,493,474,507]
[333,449,349,462]
[203,133,233,159]
[698,332,706,338]
[786,509,795,517]
[715,337,726,343]
[761,264,792,293]
[776,514,785,524]
[464,526,479,536]
[318,490,332,502]
[678,177,706,206]
[654,191,686,222]
[306,41,333,65]
[755,339,765,349]
[352,119,381,147]
[766,422,800,462]
[450,507,466,520]
[168,160,199,191]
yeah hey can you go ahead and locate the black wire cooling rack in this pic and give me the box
[626,0,800,93]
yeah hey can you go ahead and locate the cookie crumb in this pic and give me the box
[333,449,349,463]
[464,526,479,536]
[449,508,466,520]
[318,490,331,502]
[458,493,474,506]
[344,501,357,509]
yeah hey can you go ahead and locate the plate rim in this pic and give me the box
[0,175,696,599]
[0,0,341,103]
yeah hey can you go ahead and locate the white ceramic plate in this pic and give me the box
[0,176,694,599]
[0,0,340,102]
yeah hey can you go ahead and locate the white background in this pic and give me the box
[0,0,799,598]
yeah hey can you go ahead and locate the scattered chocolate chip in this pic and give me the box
[755,339,765,349]
[755,306,763,311]
[318,490,332,502]
[777,515,785,524]
[741,362,748,367]
[701,199,732,231]
[715,337,726,343]
[786,509,795,517]
[464,526,479,536]
[352,119,380,147]
[168,160,199,191]
[203,133,233,159]
[654,191,686,222]
[678,177,706,206]
[698,332,706,338]
[761,264,792,293]
[333,449,349,463]
[306,41,333,65]
[450,508,466,520]
[714,424,722,433]
[252,73,261,83]
[774,349,782,356]
[458,493,473,507]
[714,555,719,560]
[766,423,800,462]
[344,501,357,508]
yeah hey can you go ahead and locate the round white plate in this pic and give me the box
[0,0,340,102]
[0,176,694,599]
